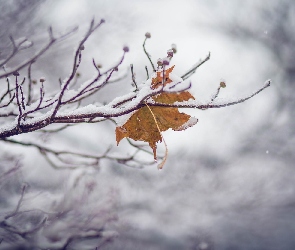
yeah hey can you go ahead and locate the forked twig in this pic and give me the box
[0,26,78,80]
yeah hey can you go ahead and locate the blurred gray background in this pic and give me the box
[0,0,294,249]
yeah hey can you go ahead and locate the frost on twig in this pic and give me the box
[0,20,271,170]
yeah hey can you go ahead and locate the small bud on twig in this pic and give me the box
[163,58,170,66]
[167,49,174,58]
[157,58,163,66]
[80,45,85,50]
[220,80,226,88]
[145,32,151,39]
[123,46,129,52]
[171,44,177,54]
[13,71,19,76]
[40,77,46,83]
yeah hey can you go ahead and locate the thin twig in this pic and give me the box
[15,75,23,129]
[143,37,155,72]
[27,62,34,105]
[2,138,103,169]
[0,161,22,182]
[66,52,126,104]
[181,52,211,80]
[0,36,33,68]
[130,64,138,91]
[0,26,78,79]
[4,184,28,220]
[0,93,15,108]
[19,84,25,110]
[145,66,149,80]
[50,19,105,120]
[148,80,271,109]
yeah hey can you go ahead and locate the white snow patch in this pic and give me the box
[113,112,135,126]
[0,120,17,134]
[22,111,53,125]
[62,89,78,100]
[175,116,198,131]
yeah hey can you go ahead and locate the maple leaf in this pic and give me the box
[116,66,198,161]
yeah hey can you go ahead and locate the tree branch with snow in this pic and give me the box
[0,18,271,168]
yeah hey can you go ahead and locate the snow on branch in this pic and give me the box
[0,17,272,249]
[0,19,270,168]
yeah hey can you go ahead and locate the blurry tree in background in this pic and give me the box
[1,0,294,250]
[224,1,295,162]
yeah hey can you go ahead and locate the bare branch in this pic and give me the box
[2,138,101,169]
[4,184,28,220]
[0,160,22,182]
[0,26,78,79]
[143,35,156,72]
[148,80,271,109]
[0,76,270,138]
[0,36,33,68]
[50,19,105,120]
[0,93,15,108]
[15,75,23,129]
[1,137,156,170]
[65,52,126,104]
[19,85,25,110]
[0,18,271,172]
[27,62,34,105]
[145,65,149,80]
[130,64,138,91]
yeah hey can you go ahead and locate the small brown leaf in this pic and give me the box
[116,66,197,160]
